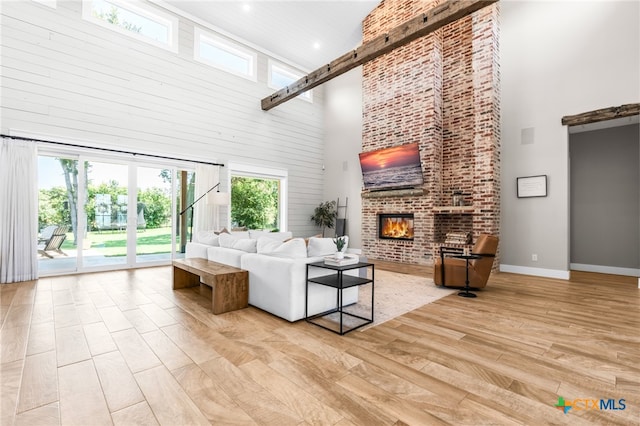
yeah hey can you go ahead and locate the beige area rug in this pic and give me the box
[313,269,457,333]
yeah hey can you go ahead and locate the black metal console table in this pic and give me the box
[305,261,374,335]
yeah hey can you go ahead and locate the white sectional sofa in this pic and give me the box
[185,230,359,322]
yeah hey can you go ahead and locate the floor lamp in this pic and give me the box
[208,190,230,231]
[179,182,221,242]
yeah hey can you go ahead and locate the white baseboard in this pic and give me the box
[570,263,640,277]
[500,263,640,282]
[499,264,570,280]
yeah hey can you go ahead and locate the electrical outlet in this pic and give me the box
[532,254,538,262]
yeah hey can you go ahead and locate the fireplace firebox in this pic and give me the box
[378,214,414,241]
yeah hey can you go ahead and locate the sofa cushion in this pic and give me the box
[185,242,209,259]
[206,246,245,268]
[307,236,349,257]
[195,230,220,246]
[257,237,307,258]
[218,233,257,253]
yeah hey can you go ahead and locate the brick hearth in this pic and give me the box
[361,0,500,266]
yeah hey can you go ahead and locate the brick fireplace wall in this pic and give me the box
[361,0,500,265]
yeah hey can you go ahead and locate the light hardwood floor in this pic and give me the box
[1,266,638,425]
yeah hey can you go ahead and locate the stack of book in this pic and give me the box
[444,232,472,245]
[323,254,359,266]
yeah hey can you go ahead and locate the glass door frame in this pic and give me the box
[38,145,193,276]
[76,157,134,271]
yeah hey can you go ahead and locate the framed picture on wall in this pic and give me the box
[517,175,547,198]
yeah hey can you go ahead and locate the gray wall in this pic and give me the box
[0,0,326,238]
[570,124,639,272]
[499,1,639,278]
[323,67,364,248]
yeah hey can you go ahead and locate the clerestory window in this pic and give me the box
[194,28,257,81]
[82,0,179,52]
[268,60,313,102]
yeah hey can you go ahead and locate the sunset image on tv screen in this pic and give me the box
[359,143,423,190]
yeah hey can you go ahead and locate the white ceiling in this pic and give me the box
[160,0,380,71]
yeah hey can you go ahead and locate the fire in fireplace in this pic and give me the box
[378,214,414,240]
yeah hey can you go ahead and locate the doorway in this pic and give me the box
[569,119,640,277]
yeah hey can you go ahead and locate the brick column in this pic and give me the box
[361,0,500,266]
[472,3,501,256]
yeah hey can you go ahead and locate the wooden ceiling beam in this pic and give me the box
[561,103,640,126]
[261,0,498,111]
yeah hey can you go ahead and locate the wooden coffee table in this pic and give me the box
[172,258,249,314]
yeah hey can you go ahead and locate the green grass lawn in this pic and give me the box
[61,227,177,257]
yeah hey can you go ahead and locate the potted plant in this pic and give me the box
[333,236,346,259]
[310,200,337,237]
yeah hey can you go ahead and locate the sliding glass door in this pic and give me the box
[84,160,129,268]
[135,166,172,264]
[37,155,79,274]
[37,152,192,275]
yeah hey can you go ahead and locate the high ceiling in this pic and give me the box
[161,0,380,71]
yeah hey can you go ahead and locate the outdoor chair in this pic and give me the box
[37,225,69,258]
[38,225,58,244]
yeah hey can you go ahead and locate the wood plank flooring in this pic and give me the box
[1,266,638,425]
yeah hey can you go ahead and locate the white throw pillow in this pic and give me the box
[229,231,250,239]
[233,238,257,253]
[249,230,293,241]
[218,233,257,253]
[256,237,283,254]
[307,236,349,257]
[218,233,235,248]
[196,230,220,246]
[263,238,308,259]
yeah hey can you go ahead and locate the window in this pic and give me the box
[229,163,287,231]
[194,28,257,81]
[83,0,178,52]
[268,60,312,102]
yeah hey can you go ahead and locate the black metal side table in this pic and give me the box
[305,261,374,335]
[452,253,482,298]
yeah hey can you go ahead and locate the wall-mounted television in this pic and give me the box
[359,142,424,191]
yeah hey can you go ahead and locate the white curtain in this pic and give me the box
[0,139,38,283]
[192,164,220,234]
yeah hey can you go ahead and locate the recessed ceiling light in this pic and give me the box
[313,42,321,49]
[242,4,251,12]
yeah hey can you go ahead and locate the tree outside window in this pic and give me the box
[230,176,279,230]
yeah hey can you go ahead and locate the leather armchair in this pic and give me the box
[433,234,499,289]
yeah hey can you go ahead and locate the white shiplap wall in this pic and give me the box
[0,0,325,237]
